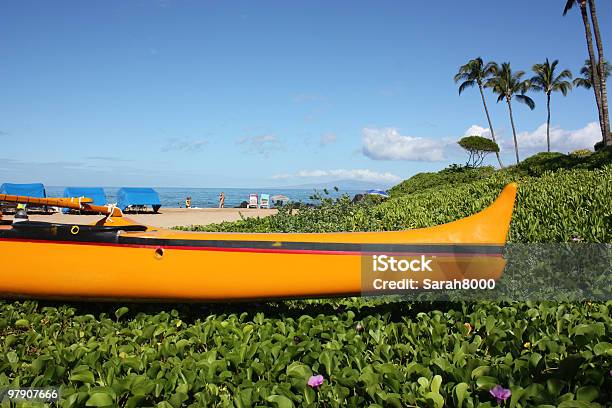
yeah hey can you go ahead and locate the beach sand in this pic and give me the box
[2,208,277,228]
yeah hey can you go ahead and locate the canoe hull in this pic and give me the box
[0,183,516,300]
[0,240,505,300]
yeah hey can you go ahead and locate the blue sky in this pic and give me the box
[1,0,610,188]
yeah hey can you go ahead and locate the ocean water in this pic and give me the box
[45,186,363,208]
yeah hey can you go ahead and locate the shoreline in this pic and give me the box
[2,207,278,228]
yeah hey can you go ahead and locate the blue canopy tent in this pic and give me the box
[366,189,390,198]
[117,187,161,213]
[0,183,47,212]
[62,187,107,213]
[0,183,46,198]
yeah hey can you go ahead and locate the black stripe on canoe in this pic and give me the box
[0,222,504,255]
[118,237,504,255]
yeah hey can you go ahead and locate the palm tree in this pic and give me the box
[587,0,610,146]
[573,59,610,89]
[454,57,504,167]
[564,0,607,144]
[530,59,573,152]
[485,62,535,165]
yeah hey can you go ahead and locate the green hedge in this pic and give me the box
[183,165,612,243]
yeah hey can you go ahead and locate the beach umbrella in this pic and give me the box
[366,189,389,198]
[271,194,289,202]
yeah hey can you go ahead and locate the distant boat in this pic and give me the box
[0,183,517,301]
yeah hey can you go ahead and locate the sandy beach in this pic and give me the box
[2,207,278,228]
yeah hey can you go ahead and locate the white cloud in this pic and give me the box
[162,137,208,152]
[272,168,401,183]
[513,122,600,152]
[362,127,445,161]
[320,132,337,146]
[236,134,283,155]
[464,125,492,139]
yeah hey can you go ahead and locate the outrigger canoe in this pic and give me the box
[0,183,517,301]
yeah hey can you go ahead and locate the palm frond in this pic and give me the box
[530,59,573,96]
[458,80,476,95]
[573,77,592,89]
[515,94,536,110]
[556,69,573,80]
[563,0,576,15]
[553,81,573,96]
[453,72,469,82]
[485,62,500,76]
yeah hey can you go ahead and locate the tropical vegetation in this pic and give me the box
[452,0,611,164]
[454,58,504,167]
[2,150,611,407]
[457,136,500,168]
[574,59,611,90]
[529,59,573,152]
[485,63,535,165]
[564,0,610,146]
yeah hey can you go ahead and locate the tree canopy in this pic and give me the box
[458,135,500,167]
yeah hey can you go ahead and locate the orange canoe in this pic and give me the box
[0,183,517,301]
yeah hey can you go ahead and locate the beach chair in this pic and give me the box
[248,194,258,209]
[260,194,270,209]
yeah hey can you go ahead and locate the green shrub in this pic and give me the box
[571,149,593,158]
[388,165,495,197]
[458,135,500,167]
[515,149,612,177]
[187,165,612,243]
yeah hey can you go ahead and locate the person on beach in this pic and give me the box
[219,192,225,208]
[185,196,192,209]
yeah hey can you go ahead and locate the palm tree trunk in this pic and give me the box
[546,93,551,152]
[506,97,520,165]
[579,1,606,142]
[478,83,504,167]
[588,0,611,146]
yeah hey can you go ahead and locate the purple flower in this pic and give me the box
[490,385,511,405]
[307,374,324,388]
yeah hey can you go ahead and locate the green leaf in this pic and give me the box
[115,307,129,320]
[575,386,598,402]
[70,367,95,384]
[6,351,18,364]
[319,350,334,376]
[476,376,498,390]
[471,365,492,379]
[558,401,600,408]
[266,394,294,408]
[425,391,444,408]
[430,375,442,394]
[286,362,312,380]
[454,382,469,408]
[593,342,611,356]
[14,319,29,328]
[85,392,114,407]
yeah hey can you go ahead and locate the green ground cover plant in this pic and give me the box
[1,300,610,407]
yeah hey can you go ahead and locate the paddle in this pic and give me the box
[0,194,123,217]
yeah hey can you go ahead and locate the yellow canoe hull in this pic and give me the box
[0,183,517,300]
